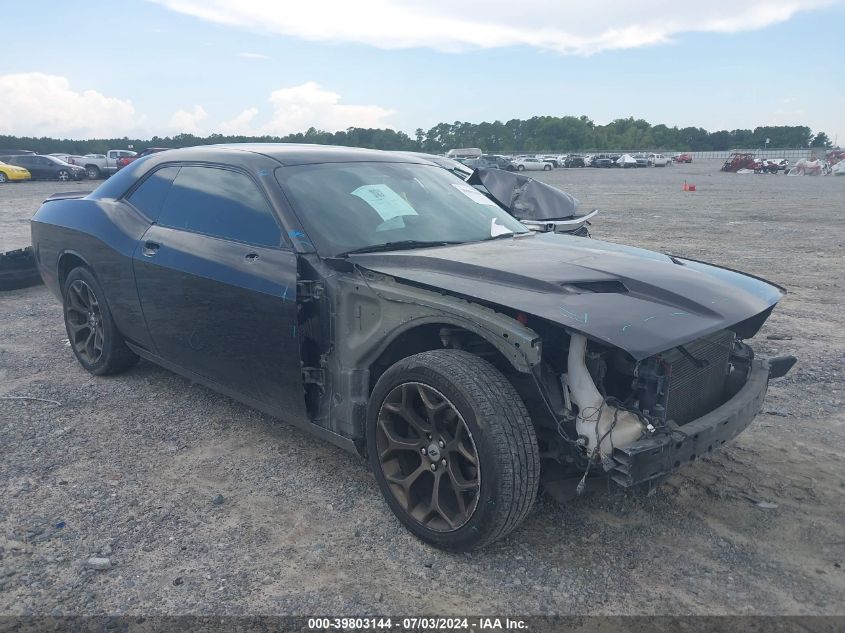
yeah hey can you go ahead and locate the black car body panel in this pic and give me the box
[467,168,581,221]
[30,143,790,491]
[349,232,783,361]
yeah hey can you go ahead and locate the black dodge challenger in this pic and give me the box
[31,144,795,550]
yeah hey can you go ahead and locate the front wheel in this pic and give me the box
[63,267,138,375]
[367,350,540,551]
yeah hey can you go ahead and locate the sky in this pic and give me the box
[1,0,843,144]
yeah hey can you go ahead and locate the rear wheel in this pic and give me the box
[62,267,138,375]
[86,165,101,179]
[543,164,552,171]
[0,173,8,183]
[517,165,525,171]
[57,170,70,182]
[367,350,540,551]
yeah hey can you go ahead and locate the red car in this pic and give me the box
[116,147,172,170]
[673,152,693,163]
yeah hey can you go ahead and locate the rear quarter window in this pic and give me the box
[125,166,180,220]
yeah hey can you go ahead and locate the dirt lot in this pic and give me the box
[1,163,843,617]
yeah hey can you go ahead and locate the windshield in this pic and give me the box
[276,162,528,257]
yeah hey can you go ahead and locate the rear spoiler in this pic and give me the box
[43,191,90,203]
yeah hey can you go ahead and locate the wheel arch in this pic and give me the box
[365,318,519,390]
[57,250,92,295]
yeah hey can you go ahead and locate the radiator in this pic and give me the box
[661,329,734,425]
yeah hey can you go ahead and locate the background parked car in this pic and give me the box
[564,154,586,168]
[513,157,553,171]
[116,147,171,170]
[632,152,652,167]
[649,153,672,167]
[673,152,693,163]
[71,150,136,179]
[617,154,639,168]
[538,155,562,167]
[480,154,518,171]
[590,153,618,168]
[0,154,86,181]
[0,160,32,183]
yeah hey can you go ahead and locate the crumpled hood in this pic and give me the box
[350,233,784,360]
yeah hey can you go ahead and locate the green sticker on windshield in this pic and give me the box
[351,184,418,222]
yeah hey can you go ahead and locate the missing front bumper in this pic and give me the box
[609,358,775,487]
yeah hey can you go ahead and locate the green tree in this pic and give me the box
[811,132,832,148]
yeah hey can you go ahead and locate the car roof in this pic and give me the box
[150,143,432,166]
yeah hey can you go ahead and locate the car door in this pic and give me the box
[16,156,40,178]
[38,156,59,178]
[130,164,307,422]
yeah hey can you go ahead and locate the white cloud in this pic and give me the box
[148,0,837,54]
[236,52,270,59]
[220,107,260,134]
[0,73,140,138]
[221,82,394,135]
[169,105,208,134]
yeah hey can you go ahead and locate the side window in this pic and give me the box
[157,166,282,248]
[126,166,180,219]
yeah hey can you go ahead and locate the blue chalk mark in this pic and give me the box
[289,230,306,238]
[282,285,289,300]
[671,311,689,316]
[560,307,588,324]
[258,169,271,176]
[642,315,657,322]
[621,324,631,333]
[292,325,297,338]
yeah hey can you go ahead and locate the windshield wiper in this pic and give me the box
[337,240,463,257]
[480,230,535,242]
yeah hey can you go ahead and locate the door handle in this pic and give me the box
[142,241,160,257]
[244,252,260,263]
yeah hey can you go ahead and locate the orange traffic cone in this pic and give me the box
[682,180,696,192]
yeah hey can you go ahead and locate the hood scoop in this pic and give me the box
[561,280,628,294]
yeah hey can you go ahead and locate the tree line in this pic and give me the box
[0,116,834,156]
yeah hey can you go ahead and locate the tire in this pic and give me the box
[0,247,43,291]
[517,165,525,171]
[543,164,552,171]
[0,172,8,184]
[57,170,70,182]
[86,165,101,180]
[62,266,139,375]
[367,350,540,551]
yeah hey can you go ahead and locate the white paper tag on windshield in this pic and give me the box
[452,182,497,206]
[351,184,418,221]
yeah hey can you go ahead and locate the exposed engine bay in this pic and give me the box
[561,329,750,460]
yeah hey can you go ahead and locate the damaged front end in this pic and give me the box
[541,325,796,491]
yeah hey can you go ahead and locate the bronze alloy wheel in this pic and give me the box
[375,382,480,532]
[64,279,105,365]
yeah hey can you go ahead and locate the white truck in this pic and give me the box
[446,147,482,159]
[67,149,136,179]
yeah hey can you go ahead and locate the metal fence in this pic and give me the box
[527,148,827,161]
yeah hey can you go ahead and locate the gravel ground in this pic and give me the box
[1,163,843,616]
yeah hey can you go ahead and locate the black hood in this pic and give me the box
[350,233,784,360]
[468,168,581,221]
